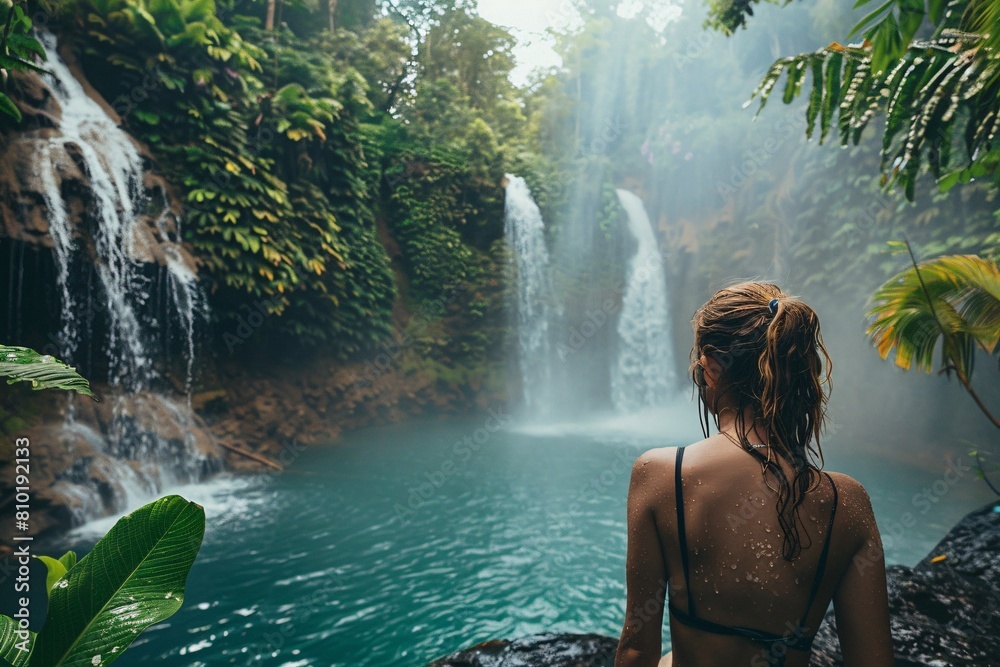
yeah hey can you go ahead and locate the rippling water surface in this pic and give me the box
[58,415,994,666]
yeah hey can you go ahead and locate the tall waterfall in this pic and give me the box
[39,31,155,390]
[32,33,217,522]
[612,189,674,411]
[504,175,553,411]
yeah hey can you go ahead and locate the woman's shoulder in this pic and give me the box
[821,469,880,544]
[822,470,874,504]
[629,439,713,491]
[629,446,682,494]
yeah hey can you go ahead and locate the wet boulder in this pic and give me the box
[809,501,1000,667]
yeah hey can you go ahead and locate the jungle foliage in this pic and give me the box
[0,0,44,121]
[3,0,997,389]
[5,0,524,364]
[740,0,1000,202]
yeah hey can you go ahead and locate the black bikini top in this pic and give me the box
[667,446,838,661]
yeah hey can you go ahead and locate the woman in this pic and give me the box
[615,282,893,667]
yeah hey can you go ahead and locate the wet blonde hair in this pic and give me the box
[691,281,832,559]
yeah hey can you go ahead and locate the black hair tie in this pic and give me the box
[768,298,780,315]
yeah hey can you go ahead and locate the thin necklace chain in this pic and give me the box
[720,429,825,494]
[720,429,779,492]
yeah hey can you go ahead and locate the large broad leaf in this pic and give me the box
[0,615,34,666]
[29,496,205,667]
[0,346,93,397]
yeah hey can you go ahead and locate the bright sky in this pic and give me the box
[476,0,577,85]
[476,0,683,86]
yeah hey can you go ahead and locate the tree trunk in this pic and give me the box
[265,0,276,30]
[328,0,337,31]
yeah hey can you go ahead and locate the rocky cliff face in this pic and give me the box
[0,41,195,270]
[425,501,1000,667]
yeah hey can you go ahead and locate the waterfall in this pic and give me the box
[28,32,219,522]
[504,175,553,411]
[38,31,153,390]
[612,189,674,411]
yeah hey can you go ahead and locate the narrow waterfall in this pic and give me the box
[612,189,674,411]
[38,31,154,390]
[30,32,218,522]
[503,175,553,411]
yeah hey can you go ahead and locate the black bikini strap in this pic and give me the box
[669,602,815,653]
[799,472,839,628]
[675,446,695,614]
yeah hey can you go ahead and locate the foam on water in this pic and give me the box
[63,475,268,542]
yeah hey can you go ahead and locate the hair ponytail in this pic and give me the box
[691,282,832,560]
[759,297,830,558]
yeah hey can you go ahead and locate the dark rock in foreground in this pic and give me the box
[809,501,1000,667]
[427,502,1000,667]
[427,633,616,667]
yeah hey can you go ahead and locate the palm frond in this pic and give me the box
[867,253,1000,376]
[746,0,1000,201]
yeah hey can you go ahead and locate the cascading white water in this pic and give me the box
[504,175,553,410]
[164,245,206,402]
[30,32,218,521]
[612,189,674,411]
[38,31,153,390]
[36,140,81,380]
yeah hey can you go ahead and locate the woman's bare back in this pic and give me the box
[615,436,893,667]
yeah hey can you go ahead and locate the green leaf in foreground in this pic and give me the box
[0,615,33,666]
[36,556,68,599]
[0,346,94,397]
[30,496,205,667]
[36,552,77,599]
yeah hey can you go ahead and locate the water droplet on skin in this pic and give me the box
[730,563,737,570]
